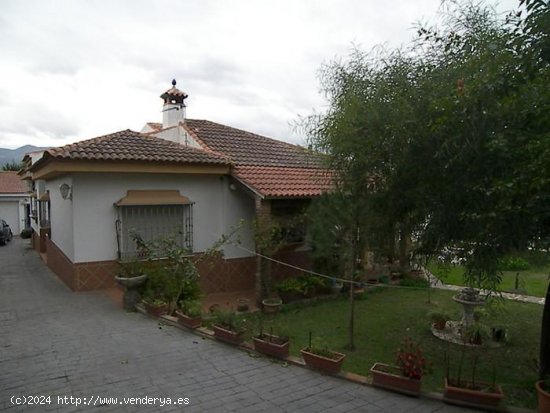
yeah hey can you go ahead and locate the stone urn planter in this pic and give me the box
[443,378,504,409]
[115,274,147,311]
[262,298,282,314]
[370,363,422,396]
[536,380,550,413]
[253,333,289,359]
[175,311,202,329]
[143,300,169,317]
[300,348,346,374]
[212,325,244,345]
[453,288,486,330]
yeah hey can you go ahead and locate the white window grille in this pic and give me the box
[115,204,193,260]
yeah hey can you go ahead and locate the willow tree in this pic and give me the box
[306,0,550,376]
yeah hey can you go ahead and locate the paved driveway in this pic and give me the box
[0,238,476,412]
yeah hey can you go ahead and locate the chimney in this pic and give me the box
[160,79,188,128]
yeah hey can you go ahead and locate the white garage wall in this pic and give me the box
[0,199,19,233]
[45,176,74,261]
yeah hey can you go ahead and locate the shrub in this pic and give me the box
[212,309,245,332]
[400,275,429,289]
[178,299,202,318]
[498,256,530,271]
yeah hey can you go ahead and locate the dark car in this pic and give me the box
[0,219,13,245]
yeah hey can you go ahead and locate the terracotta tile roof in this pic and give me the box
[233,165,332,198]
[39,129,229,166]
[0,171,27,194]
[184,119,324,168]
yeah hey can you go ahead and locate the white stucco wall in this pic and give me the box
[70,173,255,263]
[154,125,201,149]
[45,176,74,260]
[220,176,256,259]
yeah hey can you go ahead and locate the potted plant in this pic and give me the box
[370,337,428,396]
[536,377,550,413]
[276,278,303,303]
[142,298,169,317]
[262,297,282,314]
[212,309,245,345]
[253,326,290,359]
[175,299,202,329]
[443,353,504,409]
[429,312,449,330]
[300,333,346,374]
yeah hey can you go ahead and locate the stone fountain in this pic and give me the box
[431,287,503,347]
[452,287,486,330]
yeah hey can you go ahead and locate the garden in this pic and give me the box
[235,286,543,409]
[116,239,546,410]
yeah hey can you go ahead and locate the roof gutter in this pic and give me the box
[230,174,265,200]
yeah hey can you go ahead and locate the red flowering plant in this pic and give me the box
[395,337,429,380]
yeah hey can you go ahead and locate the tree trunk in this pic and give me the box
[346,224,359,351]
[348,279,355,351]
[398,221,412,273]
[540,281,550,379]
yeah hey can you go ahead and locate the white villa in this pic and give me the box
[21,80,331,295]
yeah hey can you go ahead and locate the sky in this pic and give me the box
[0,0,520,150]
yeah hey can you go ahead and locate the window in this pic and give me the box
[271,199,309,244]
[114,190,193,260]
[38,191,51,228]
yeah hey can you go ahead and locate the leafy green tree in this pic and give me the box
[1,161,23,171]
[306,0,550,377]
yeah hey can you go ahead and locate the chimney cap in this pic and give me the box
[160,79,188,105]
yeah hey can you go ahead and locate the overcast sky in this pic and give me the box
[0,0,520,150]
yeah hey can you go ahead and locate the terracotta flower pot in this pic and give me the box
[300,348,345,374]
[536,380,550,413]
[370,363,421,396]
[175,310,202,329]
[212,325,244,345]
[444,378,504,409]
[253,334,289,359]
[432,321,447,330]
[143,301,168,317]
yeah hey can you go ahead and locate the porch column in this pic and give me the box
[254,196,271,304]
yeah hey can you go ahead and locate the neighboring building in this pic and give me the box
[22,80,331,295]
[0,171,30,235]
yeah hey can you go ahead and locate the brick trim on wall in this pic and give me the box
[45,237,76,290]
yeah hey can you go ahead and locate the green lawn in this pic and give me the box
[240,288,543,409]
[427,262,550,297]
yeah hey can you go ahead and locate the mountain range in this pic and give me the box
[0,145,47,168]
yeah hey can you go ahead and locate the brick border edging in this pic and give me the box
[135,304,536,413]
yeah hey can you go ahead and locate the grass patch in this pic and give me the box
[240,287,542,409]
[427,262,550,297]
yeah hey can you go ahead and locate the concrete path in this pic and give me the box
[1,238,477,412]
[423,269,546,305]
